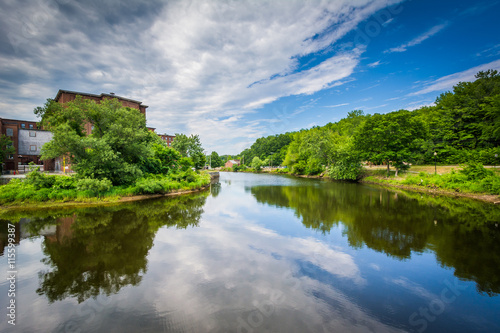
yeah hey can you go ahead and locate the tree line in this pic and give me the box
[234,70,500,180]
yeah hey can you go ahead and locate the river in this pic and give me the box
[1,172,499,332]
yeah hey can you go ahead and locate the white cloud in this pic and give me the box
[409,59,500,96]
[385,23,448,53]
[325,103,350,108]
[0,0,405,154]
[367,60,382,68]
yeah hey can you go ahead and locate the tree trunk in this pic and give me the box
[386,162,390,176]
[395,168,399,177]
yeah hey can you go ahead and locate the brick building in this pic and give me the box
[54,90,149,135]
[0,118,52,172]
[225,160,240,168]
[2,90,176,173]
[158,133,176,147]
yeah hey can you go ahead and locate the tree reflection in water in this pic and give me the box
[18,193,208,303]
[250,183,500,295]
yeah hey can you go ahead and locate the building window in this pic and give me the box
[29,124,34,129]
[30,145,37,152]
[21,123,25,129]
[29,131,36,137]
[6,128,13,136]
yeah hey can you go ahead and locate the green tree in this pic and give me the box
[140,133,181,174]
[329,138,363,181]
[171,133,205,170]
[209,151,223,168]
[0,135,15,172]
[37,96,151,185]
[355,110,426,176]
[251,156,264,171]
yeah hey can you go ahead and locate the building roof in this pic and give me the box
[0,118,38,124]
[54,89,149,108]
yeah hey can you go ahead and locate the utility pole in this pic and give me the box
[434,152,437,175]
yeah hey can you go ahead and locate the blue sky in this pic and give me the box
[0,0,499,154]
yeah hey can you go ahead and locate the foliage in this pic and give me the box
[75,178,112,195]
[459,162,494,181]
[399,167,500,195]
[25,168,57,189]
[282,110,367,176]
[171,133,205,170]
[0,134,15,172]
[38,97,151,185]
[239,133,292,166]
[0,170,210,205]
[305,157,323,175]
[412,70,500,163]
[328,140,363,181]
[140,133,181,175]
[237,71,499,185]
[354,110,426,176]
[209,151,223,168]
[178,157,193,171]
[251,156,264,171]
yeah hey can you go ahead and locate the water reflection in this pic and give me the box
[250,182,500,295]
[5,193,208,303]
[0,174,499,333]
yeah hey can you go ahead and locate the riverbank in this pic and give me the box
[360,167,500,204]
[360,178,500,204]
[0,183,212,214]
[0,171,215,211]
[229,165,500,204]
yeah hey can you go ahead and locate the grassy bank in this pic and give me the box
[0,170,211,208]
[362,163,500,203]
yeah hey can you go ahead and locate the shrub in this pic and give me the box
[25,169,56,189]
[291,160,307,175]
[459,162,493,181]
[76,178,112,195]
[305,158,323,175]
[134,177,164,194]
[179,157,193,171]
[52,176,77,190]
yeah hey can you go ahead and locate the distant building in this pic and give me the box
[0,117,52,172]
[158,134,176,147]
[225,159,240,168]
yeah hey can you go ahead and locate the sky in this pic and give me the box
[0,0,499,155]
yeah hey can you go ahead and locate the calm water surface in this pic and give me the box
[1,172,500,333]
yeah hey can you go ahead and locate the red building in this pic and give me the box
[2,90,176,173]
[54,90,149,136]
[158,134,176,147]
[225,160,240,168]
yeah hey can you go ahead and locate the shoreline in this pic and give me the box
[359,179,500,204]
[0,184,211,212]
[234,170,500,204]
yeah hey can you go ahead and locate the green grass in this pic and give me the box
[0,171,211,206]
[363,164,500,196]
